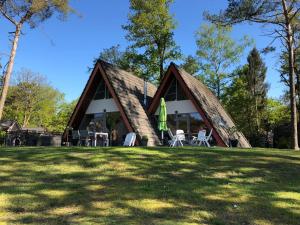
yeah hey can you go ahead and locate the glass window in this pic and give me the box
[80,112,127,146]
[165,79,177,101]
[107,112,127,146]
[79,114,94,130]
[167,114,176,134]
[164,78,187,101]
[190,113,204,134]
[177,84,187,100]
[93,79,112,100]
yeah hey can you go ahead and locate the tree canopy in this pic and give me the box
[123,0,181,82]
[195,23,252,99]
[3,69,75,133]
[205,0,300,149]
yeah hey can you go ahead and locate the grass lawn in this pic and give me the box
[0,147,300,225]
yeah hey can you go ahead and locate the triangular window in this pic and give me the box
[93,79,112,100]
[164,78,187,101]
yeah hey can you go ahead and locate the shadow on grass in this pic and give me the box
[0,146,299,224]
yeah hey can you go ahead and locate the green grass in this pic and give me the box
[0,147,300,225]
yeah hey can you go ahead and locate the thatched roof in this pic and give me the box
[100,61,161,146]
[176,65,251,148]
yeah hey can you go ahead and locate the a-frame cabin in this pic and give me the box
[65,60,161,146]
[148,63,251,148]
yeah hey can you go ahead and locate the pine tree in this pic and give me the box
[246,48,268,134]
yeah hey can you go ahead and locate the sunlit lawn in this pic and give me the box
[0,146,300,225]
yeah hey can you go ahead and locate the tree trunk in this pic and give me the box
[282,0,299,150]
[294,54,300,117]
[288,41,299,150]
[0,24,22,120]
[159,60,164,81]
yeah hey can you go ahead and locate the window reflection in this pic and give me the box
[164,78,187,101]
[162,112,214,143]
[79,112,126,145]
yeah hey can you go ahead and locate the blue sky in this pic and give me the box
[0,0,284,102]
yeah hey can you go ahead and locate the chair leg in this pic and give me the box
[179,140,183,146]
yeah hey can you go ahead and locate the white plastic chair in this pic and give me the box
[176,130,186,143]
[169,129,185,147]
[123,132,136,147]
[193,129,212,147]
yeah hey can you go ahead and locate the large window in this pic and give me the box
[165,112,214,143]
[93,79,112,100]
[164,78,187,101]
[79,112,126,146]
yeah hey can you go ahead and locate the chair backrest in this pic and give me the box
[197,130,207,141]
[79,130,89,138]
[123,132,136,146]
[207,129,213,139]
[176,130,185,141]
[168,129,174,139]
[72,130,80,139]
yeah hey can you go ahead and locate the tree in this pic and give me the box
[205,0,300,149]
[180,55,200,76]
[246,47,269,132]
[195,23,251,99]
[224,48,268,146]
[266,98,290,128]
[3,69,63,129]
[0,0,72,120]
[48,99,77,133]
[123,0,181,82]
[223,66,252,137]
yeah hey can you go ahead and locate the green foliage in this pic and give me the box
[123,0,181,82]
[180,55,200,76]
[279,51,300,87]
[0,0,72,28]
[246,47,269,128]
[266,98,290,128]
[205,0,300,149]
[3,68,73,133]
[224,66,251,134]
[195,23,252,99]
[224,48,268,146]
[47,99,77,133]
[204,0,283,25]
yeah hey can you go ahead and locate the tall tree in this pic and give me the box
[3,69,63,128]
[205,0,300,149]
[0,0,72,120]
[123,0,181,82]
[224,49,269,147]
[195,23,251,99]
[246,47,268,132]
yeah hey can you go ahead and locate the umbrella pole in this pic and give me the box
[161,131,164,141]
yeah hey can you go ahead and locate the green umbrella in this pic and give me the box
[158,98,168,140]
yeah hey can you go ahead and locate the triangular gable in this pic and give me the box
[64,62,134,140]
[148,63,251,148]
